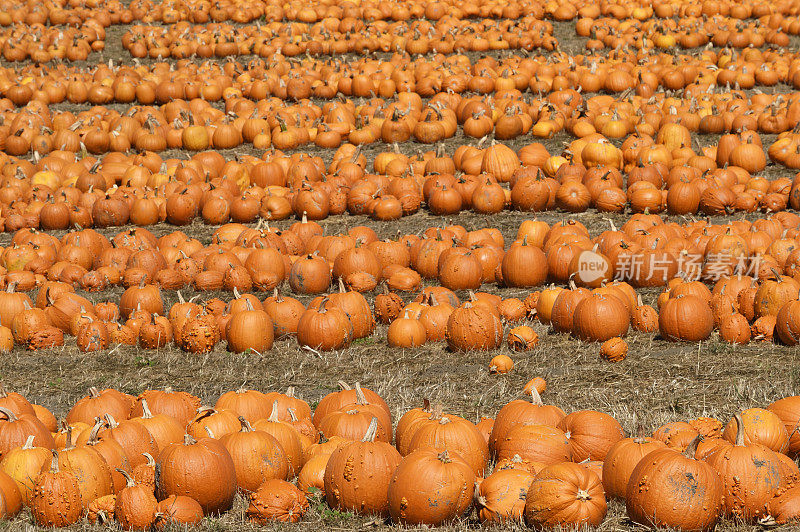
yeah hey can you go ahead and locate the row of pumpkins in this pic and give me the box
[1,382,800,530]
[0,126,798,234]
[2,212,800,352]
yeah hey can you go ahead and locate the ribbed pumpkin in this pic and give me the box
[658,295,714,341]
[32,451,82,527]
[626,438,723,531]
[476,468,535,523]
[722,408,789,453]
[405,413,489,476]
[220,417,289,492]
[0,435,49,506]
[558,410,625,461]
[489,388,565,455]
[602,436,667,500]
[445,302,503,351]
[571,294,630,342]
[114,469,157,530]
[496,423,573,465]
[524,462,607,529]
[388,449,475,526]
[155,434,237,515]
[226,300,274,353]
[705,414,784,521]
[324,418,401,517]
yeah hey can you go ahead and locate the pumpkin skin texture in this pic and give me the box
[489,388,565,455]
[220,417,290,493]
[445,303,503,351]
[496,423,572,465]
[0,434,49,506]
[601,437,667,500]
[706,414,785,521]
[558,410,625,462]
[246,479,309,524]
[722,408,789,453]
[32,452,83,527]
[626,440,723,531]
[324,418,401,517]
[388,449,475,526]
[406,414,489,476]
[768,396,800,457]
[115,470,157,530]
[658,295,714,341]
[766,485,800,525]
[477,468,535,523]
[524,462,607,530]
[155,435,237,515]
[571,294,630,342]
[154,495,204,528]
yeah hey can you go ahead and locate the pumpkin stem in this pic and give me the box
[528,385,544,406]
[183,433,196,445]
[576,489,592,501]
[0,383,6,398]
[273,288,283,303]
[733,412,746,447]
[268,401,280,422]
[337,381,351,390]
[286,386,295,398]
[117,468,136,487]
[104,413,119,429]
[22,434,35,450]
[0,406,17,422]
[338,277,346,293]
[238,416,254,432]
[683,435,702,458]
[437,450,452,463]
[361,417,379,442]
[204,426,215,438]
[88,386,100,398]
[141,398,154,419]
[143,452,155,467]
[354,383,368,405]
[287,408,299,422]
[49,449,60,474]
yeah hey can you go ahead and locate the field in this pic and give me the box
[3,0,800,529]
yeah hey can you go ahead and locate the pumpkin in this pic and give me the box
[406,413,489,476]
[722,408,789,453]
[32,451,82,527]
[324,417,401,517]
[489,388,565,455]
[572,294,629,341]
[658,295,714,341]
[114,469,157,531]
[67,386,132,425]
[626,438,723,531]
[133,388,199,427]
[496,423,572,465]
[768,396,800,457]
[765,485,800,525]
[602,437,667,499]
[600,337,628,361]
[0,435,49,506]
[247,479,309,524]
[476,468,535,523]
[445,303,503,351]
[489,354,513,374]
[155,434,237,515]
[154,496,204,529]
[215,388,272,424]
[220,417,289,492]
[296,298,353,351]
[524,462,607,529]
[129,398,185,453]
[226,300,274,353]
[501,238,548,287]
[387,449,475,526]
[558,410,624,462]
[706,413,784,521]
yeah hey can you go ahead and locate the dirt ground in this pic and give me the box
[2,14,800,532]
